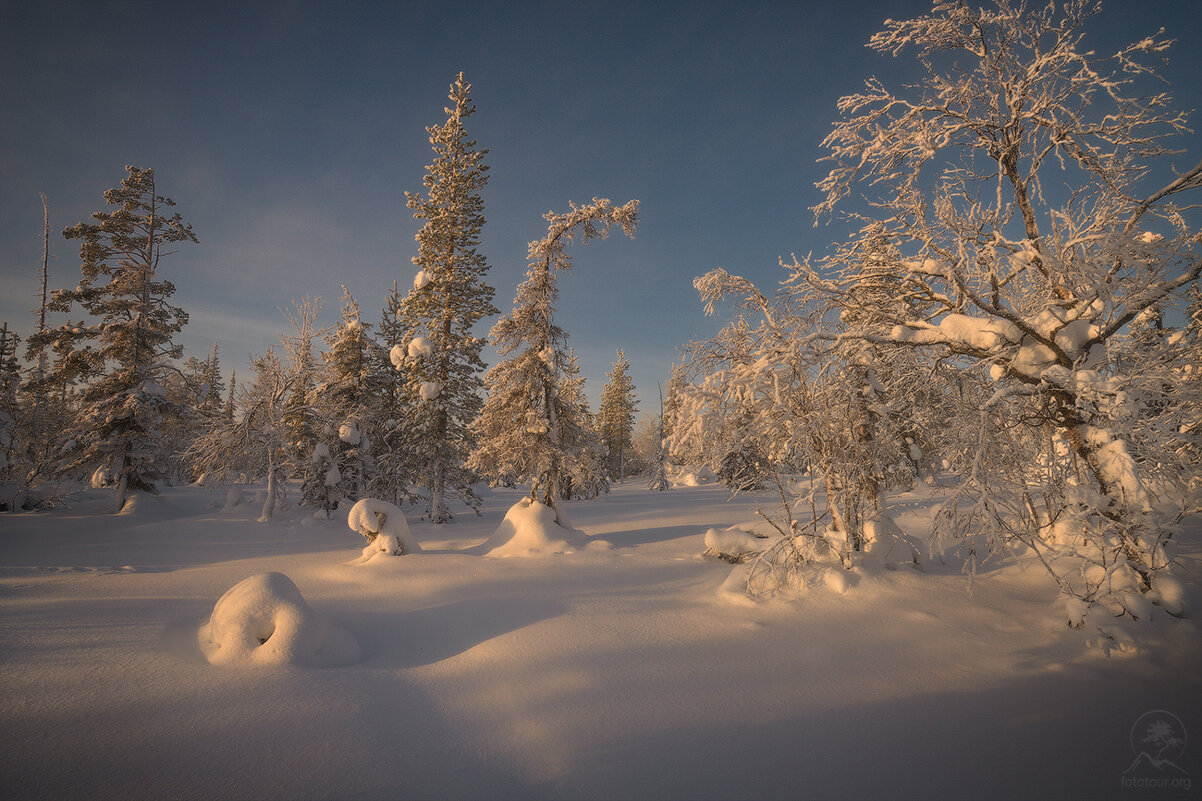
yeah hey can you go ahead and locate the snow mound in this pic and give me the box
[198,572,361,667]
[670,465,715,487]
[483,497,581,557]
[348,498,422,559]
[703,526,768,563]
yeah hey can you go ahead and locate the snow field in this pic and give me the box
[0,481,1199,800]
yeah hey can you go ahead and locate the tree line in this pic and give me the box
[0,73,643,521]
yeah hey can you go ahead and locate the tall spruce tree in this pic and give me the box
[399,72,497,522]
[467,198,638,523]
[598,349,638,482]
[34,166,196,512]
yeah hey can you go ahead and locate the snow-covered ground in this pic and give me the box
[1,481,1198,800]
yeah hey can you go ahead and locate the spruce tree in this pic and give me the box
[647,382,669,492]
[399,72,497,522]
[370,282,416,505]
[279,296,324,476]
[597,349,639,482]
[0,323,21,486]
[199,343,225,419]
[36,166,196,512]
[315,286,374,504]
[467,198,638,523]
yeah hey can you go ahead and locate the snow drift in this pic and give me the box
[198,572,361,667]
[481,497,582,557]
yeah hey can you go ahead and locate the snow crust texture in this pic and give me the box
[198,572,361,667]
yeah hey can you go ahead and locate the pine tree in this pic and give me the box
[398,72,497,522]
[467,198,638,522]
[33,166,196,512]
[598,349,639,482]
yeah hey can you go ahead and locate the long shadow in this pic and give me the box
[328,597,566,670]
[548,666,1202,801]
[591,522,712,548]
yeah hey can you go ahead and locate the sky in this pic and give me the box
[2,0,1200,412]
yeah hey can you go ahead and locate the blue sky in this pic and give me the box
[2,0,1199,411]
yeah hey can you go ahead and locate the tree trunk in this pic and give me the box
[113,453,129,514]
[259,449,278,522]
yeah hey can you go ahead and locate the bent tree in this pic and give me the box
[468,199,638,526]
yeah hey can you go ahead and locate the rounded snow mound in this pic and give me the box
[482,497,582,557]
[198,572,361,667]
[348,498,422,560]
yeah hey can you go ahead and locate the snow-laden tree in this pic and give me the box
[369,282,418,505]
[641,382,671,492]
[597,349,639,482]
[468,198,639,523]
[790,0,1202,622]
[31,166,196,512]
[398,72,497,522]
[279,296,325,477]
[300,441,339,518]
[0,323,21,486]
[190,347,295,523]
[555,349,609,500]
[314,287,375,504]
[674,262,940,597]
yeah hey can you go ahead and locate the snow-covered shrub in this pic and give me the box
[703,526,768,563]
[348,497,421,557]
[198,572,361,667]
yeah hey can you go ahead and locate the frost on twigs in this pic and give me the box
[348,498,422,560]
[198,572,361,667]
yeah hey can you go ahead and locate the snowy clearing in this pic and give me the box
[1,481,1199,800]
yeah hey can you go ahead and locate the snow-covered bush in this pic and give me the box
[703,525,768,563]
[198,572,361,667]
[348,497,422,557]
